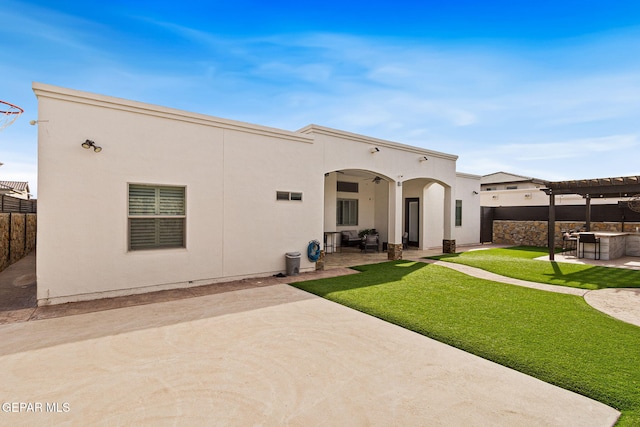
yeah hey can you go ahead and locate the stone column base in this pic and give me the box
[387,243,403,260]
[315,250,325,271]
[443,239,456,254]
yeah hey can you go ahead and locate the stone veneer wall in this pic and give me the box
[0,213,37,272]
[387,243,403,260]
[492,220,640,248]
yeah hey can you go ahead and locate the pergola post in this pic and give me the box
[585,195,591,231]
[548,191,555,261]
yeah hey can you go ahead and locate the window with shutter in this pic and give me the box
[128,184,185,250]
[336,199,358,226]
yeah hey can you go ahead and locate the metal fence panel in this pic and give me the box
[0,194,37,213]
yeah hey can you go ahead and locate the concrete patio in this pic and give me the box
[0,281,619,426]
[3,246,639,425]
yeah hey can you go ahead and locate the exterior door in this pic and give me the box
[405,198,419,247]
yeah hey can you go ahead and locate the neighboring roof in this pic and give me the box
[481,172,547,185]
[544,175,640,198]
[0,181,29,192]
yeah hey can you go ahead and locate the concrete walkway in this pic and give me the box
[411,255,640,328]
[0,283,619,426]
[420,259,589,296]
[585,288,640,328]
[0,251,37,323]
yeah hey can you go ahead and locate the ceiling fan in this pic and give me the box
[361,176,383,184]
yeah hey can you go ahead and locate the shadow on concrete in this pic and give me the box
[0,251,37,321]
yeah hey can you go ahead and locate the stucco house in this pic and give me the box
[33,82,480,306]
[0,181,31,200]
[481,172,622,207]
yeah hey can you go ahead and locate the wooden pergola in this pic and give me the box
[541,176,640,260]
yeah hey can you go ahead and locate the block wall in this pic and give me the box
[492,220,640,248]
[0,213,37,272]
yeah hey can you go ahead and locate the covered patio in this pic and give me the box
[323,169,456,260]
[310,124,480,264]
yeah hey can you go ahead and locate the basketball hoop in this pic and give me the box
[0,100,24,131]
[628,194,640,213]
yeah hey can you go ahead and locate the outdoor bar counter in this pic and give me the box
[578,232,640,260]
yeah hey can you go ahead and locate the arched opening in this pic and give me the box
[401,179,450,250]
[323,169,392,253]
[323,171,453,260]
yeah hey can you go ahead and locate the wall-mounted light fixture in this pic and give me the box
[419,156,428,162]
[472,190,479,195]
[370,147,380,153]
[81,139,102,153]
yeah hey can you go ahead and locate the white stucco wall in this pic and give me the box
[423,183,446,248]
[454,173,482,245]
[373,182,389,245]
[35,84,480,305]
[35,83,321,304]
[335,177,378,232]
[480,188,617,207]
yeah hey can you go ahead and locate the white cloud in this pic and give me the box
[500,135,638,161]
[4,8,640,187]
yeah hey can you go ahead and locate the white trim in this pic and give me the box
[32,82,315,144]
[456,172,482,180]
[298,124,458,161]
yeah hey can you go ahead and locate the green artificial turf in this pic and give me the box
[429,246,640,290]
[293,261,640,426]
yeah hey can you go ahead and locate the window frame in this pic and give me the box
[455,199,462,227]
[128,184,186,251]
[337,198,358,226]
[276,191,303,201]
[337,181,359,193]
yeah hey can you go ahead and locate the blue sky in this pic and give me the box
[2,0,640,197]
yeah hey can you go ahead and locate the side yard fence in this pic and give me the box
[0,213,37,272]
[0,195,37,272]
[1,194,37,213]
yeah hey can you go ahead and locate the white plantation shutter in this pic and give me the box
[336,199,358,226]
[159,187,185,215]
[129,185,185,250]
[129,185,157,215]
[158,218,184,247]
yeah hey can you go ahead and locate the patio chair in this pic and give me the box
[578,233,601,260]
[362,233,379,253]
[562,232,577,255]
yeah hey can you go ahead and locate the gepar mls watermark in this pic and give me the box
[2,402,70,413]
